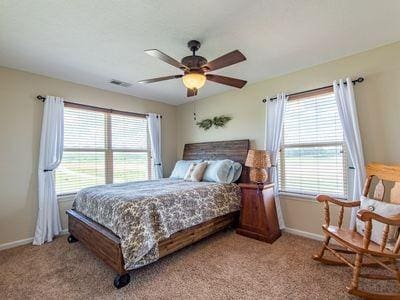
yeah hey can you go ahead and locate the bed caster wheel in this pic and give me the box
[114,273,130,289]
[67,235,78,243]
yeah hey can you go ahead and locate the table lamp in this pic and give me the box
[245,150,271,183]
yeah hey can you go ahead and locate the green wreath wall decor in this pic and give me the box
[196,115,232,130]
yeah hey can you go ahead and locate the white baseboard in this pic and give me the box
[284,227,325,241]
[0,229,68,251]
[1,227,329,250]
[0,237,35,251]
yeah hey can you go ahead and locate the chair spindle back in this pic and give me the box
[363,163,400,253]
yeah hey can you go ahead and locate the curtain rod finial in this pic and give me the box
[37,95,46,102]
[351,77,364,85]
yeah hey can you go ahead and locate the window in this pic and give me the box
[279,89,348,198]
[56,105,151,195]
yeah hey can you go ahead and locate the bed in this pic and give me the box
[66,139,250,288]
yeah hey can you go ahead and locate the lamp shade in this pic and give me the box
[245,150,271,168]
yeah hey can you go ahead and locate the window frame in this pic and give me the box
[278,87,349,199]
[57,103,151,196]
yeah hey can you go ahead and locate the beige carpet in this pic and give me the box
[0,231,398,299]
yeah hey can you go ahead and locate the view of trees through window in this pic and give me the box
[56,106,150,195]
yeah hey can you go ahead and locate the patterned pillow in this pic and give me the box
[183,162,197,180]
[356,196,400,250]
[190,162,208,182]
[170,160,202,179]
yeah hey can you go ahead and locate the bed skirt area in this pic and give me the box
[67,209,239,277]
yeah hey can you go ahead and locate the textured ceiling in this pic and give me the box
[1,0,400,105]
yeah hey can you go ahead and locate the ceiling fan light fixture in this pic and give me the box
[182,73,206,90]
[140,41,247,97]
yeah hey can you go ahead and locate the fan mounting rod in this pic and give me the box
[188,40,201,55]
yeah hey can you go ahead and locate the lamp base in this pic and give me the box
[249,168,268,184]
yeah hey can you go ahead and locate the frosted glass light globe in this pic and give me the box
[182,73,206,90]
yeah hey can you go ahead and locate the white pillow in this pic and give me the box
[232,162,243,182]
[202,159,237,183]
[356,196,400,250]
[170,160,202,179]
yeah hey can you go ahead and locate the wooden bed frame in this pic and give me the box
[66,139,250,288]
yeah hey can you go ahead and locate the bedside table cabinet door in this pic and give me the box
[240,189,265,233]
[237,184,281,243]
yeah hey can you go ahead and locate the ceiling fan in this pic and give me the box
[138,40,247,97]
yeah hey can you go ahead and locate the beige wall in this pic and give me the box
[177,41,400,235]
[1,41,400,246]
[0,67,177,245]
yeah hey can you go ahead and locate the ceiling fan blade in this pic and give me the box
[206,74,247,88]
[145,49,189,71]
[202,50,246,71]
[187,88,198,97]
[138,75,182,84]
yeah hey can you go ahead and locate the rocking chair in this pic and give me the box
[313,163,400,299]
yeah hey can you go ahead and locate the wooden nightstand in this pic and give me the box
[236,183,281,243]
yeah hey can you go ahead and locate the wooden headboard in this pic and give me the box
[182,139,250,183]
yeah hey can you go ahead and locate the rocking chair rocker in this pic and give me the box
[313,163,400,299]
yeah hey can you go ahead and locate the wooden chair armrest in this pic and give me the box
[357,209,400,226]
[316,195,360,207]
[316,195,360,228]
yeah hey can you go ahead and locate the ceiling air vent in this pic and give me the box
[110,79,132,87]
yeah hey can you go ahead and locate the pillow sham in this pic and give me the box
[232,162,243,182]
[356,196,400,250]
[203,159,236,183]
[170,160,202,179]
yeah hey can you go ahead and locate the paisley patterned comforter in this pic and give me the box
[73,179,241,270]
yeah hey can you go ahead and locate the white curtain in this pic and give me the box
[33,96,64,245]
[265,92,288,229]
[147,113,163,179]
[334,78,366,229]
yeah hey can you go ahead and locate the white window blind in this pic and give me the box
[279,90,348,198]
[56,106,151,195]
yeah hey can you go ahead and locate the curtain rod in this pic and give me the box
[262,77,364,103]
[36,95,162,118]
